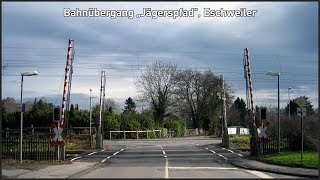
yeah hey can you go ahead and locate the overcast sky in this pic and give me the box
[2,2,318,111]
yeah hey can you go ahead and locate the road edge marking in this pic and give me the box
[88,152,97,156]
[101,156,110,163]
[70,157,81,162]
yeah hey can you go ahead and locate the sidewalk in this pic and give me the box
[2,161,98,179]
[229,156,319,178]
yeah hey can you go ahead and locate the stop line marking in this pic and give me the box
[169,167,238,170]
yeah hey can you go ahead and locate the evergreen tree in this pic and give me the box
[123,97,136,114]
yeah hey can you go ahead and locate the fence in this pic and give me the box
[1,136,57,160]
[261,137,290,155]
[109,130,162,139]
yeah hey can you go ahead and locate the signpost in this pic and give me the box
[295,97,306,163]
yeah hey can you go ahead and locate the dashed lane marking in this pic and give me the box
[163,151,166,155]
[113,151,119,155]
[238,154,243,157]
[227,149,234,153]
[210,150,216,153]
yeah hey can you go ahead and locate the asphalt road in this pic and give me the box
[70,137,300,179]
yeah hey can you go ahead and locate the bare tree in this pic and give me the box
[136,61,177,126]
[173,69,234,132]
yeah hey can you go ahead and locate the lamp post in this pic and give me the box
[90,89,92,137]
[20,70,38,162]
[266,71,281,153]
[288,87,291,120]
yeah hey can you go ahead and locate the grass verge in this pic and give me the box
[260,151,318,169]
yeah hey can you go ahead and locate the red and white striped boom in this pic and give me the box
[61,39,75,124]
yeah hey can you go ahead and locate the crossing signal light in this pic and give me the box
[260,107,267,120]
[53,107,61,122]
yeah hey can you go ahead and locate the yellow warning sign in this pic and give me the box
[295,97,306,107]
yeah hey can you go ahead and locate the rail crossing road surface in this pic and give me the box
[70,137,300,179]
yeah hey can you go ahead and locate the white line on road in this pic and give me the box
[165,156,169,179]
[162,151,166,155]
[245,170,274,179]
[159,145,164,150]
[70,157,81,161]
[205,147,208,150]
[101,149,105,152]
[210,150,216,153]
[88,152,97,156]
[222,147,225,149]
[101,156,110,163]
[227,149,234,153]
[196,144,200,146]
[120,149,124,151]
[164,155,167,158]
[238,153,243,157]
[113,151,119,155]
[169,167,238,170]
[218,154,228,160]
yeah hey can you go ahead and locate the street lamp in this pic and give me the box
[288,87,291,120]
[20,70,38,162]
[266,71,281,153]
[89,89,92,137]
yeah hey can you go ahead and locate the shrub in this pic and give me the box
[139,114,155,130]
[163,118,186,137]
[103,113,120,139]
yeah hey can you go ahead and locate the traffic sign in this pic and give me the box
[297,107,306,117]
[295,97,306,108]
[49,122,65,146]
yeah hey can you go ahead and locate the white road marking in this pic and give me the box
[218,154,228,160]
[162,151,166,155]
[101,156,110,163]
[164,155,167,158]
[227,149,234,153]
[70,157,81,161]
[165,156,169,179]
[120,149,124,151]
[169,167,238,170]
[205,147,208,150]
[238,153,243,157]
[210,150,216,153]
[159,145,163,149]
[88,152,97,156]
[245,170,274,179]
[113,151,119,155]
[196,144,200,146]
[101,149,105,152]
[222,147,225,149]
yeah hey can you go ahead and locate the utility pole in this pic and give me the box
[221,75,229,148]
[96,71,106,149]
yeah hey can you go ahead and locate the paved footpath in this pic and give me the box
[2,162,97,179]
